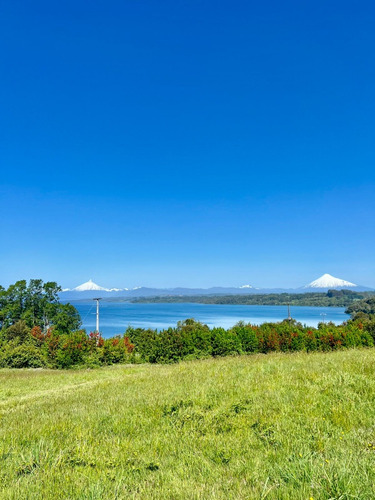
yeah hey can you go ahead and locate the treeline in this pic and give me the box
[0,280,81,333]
[0,279,136,368]
[346,296,375,319]
[1,316,374,369]
[127,318,374,363]
[1,280,375,369]
[131,289,373,307]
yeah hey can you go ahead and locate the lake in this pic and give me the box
[71,301,349,337]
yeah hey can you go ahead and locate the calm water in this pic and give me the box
[72,301,349,337]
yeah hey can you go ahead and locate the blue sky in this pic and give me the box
[1,0,374,289]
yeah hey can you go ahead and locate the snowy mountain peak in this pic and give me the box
[305,273,357,289]
[239,284,253,289]
[73,279,110,292]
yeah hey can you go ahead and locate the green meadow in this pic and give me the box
[1,349,375,499]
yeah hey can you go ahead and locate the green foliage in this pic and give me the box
[153,328,184,363]
[363,318,375,342]
[1,280,374,370]
[177,319,212,357]
[0,279,81,332]
[54,331,88,368]
[0,319,135,370]
[52,303,81,334]
[230,322,259,353]
[211,327,242,356]
[128,318,374,364]
[0,315,373,369]
[0,343,46,368]
[346,296,375,319]
[99,336,134,365]
[47,331,135,369]
[126,327,158,362]
[1,320,30,343]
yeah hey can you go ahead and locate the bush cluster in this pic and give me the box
[0,322,134,369]
[0,317,374,369]
[126,318,374,363]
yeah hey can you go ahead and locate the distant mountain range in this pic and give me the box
[59,274,373,300]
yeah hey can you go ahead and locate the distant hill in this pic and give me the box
[60,275,373,301]
[130,289,374,307]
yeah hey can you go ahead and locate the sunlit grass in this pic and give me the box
[1,349,375,499]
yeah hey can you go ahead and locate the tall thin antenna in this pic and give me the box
[93,298,102,332]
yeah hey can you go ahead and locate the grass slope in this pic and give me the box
[1,350,375,499]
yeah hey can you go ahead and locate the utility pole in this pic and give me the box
[287,303,292,322]
[320,312,327,324]
[93,298,102,332]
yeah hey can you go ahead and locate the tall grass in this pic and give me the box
[1,349,375,499]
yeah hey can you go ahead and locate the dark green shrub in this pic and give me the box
[360,330,374,346]
[0,344,46,368]
[305,330,318,351]
[81,352,102,368]
[278,325,306,352]
[154,328,184,363]
[231,323,259,353]
[360,318,375,342]
[99,336,134,365]
[54,330,88,368]
[211,328,242,356]
[177,319,212,358]
[127,327,158,362]
[2,321,30,343]
[257,324,281,352]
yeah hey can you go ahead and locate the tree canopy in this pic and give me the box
[0,279,81,333]
[346,296,375,320]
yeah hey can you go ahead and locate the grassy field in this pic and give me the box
[1,350,375,499]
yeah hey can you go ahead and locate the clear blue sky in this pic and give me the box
[1,0,374,289]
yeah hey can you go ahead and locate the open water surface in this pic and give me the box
[71,301,349,337]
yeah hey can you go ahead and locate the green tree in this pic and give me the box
[52,303,81,334]
[0,279,80,333]
[346,297,375,319]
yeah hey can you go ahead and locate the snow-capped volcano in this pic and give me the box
[58,275,371,300]
[60,280,130,299]
[305,274,357,289]
[73,279,110,292]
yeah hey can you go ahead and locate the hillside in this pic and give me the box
[1,350,375,499]
[130,289,374,307]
